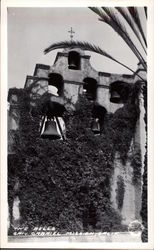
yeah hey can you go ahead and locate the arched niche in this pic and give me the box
[48,73,64,96]
[110,81,131,103]
[91,104,107,134]
[83,77,97,101]
[68,51,81,70]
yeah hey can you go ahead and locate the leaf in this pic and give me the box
[44,40,145,80]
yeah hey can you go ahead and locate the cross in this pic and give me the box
[68,27,75,41]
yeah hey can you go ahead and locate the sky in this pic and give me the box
[7,7,146,89]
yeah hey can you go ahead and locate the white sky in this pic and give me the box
[8,7,145,89]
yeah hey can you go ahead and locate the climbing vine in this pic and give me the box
[116,175,125,210]
[131,148,142,184]
[141,81,148,242]
[8,83,141,234]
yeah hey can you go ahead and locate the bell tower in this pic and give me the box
[8,42,144,234]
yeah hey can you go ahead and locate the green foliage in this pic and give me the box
[8,87,140,234]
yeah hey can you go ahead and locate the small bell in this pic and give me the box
[68,51,80,70]
[84,91,94,101]
[91,119,100,134]
[68,61,77,69]
[41,120,61,140]
[110,90,121,103]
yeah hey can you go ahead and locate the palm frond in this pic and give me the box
[101,7,146,69]
[44,40,145,81]
[116,7,147,54]
[89,7,146,70]
[89,7,104,17]
[128,7,147,47]
[144,7,147,19]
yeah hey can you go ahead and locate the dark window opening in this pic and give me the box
[83,78,97,101]
[68,51,80,70]
[48,73,64,96]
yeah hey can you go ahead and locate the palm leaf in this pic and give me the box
[89,6,104,17]
[116,7,146,54]
[89,7,146,70]
[101,7,146,69]
[44,40,145,81]
[128,7,147,47]
[144,7,147,19]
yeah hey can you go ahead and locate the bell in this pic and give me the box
[41,120,61,140]
[68,59,77,69]
[91,119,100,134]
[110,91,121,103]
[85,92,94,101]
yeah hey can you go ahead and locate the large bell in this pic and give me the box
[41,120,61,140]
[91,119,100,134]
[110,90,121,103]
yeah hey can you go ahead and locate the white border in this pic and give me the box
[1,0,154,249]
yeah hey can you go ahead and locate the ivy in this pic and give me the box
[140,81,147,242]
[131,149,142,184]
[116,175,125,210]
[141,143,148,242]
[8,85,141,234]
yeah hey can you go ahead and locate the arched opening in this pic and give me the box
[48,73,64,96]
[110,81,130,103]
[91,104,107,134]
[41,73,66,141]
[68,51,80,70]
[83,78,97,101]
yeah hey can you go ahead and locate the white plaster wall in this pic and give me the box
[64,82,81,106]
[34,68,49,78]
[111,153,142,225]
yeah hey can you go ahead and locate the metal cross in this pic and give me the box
[68,27,75,41]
